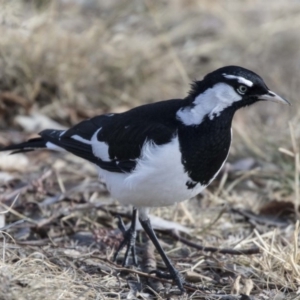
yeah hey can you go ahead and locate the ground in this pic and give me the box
[0,1,299,299]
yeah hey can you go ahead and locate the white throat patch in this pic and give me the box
[177,83,242,126]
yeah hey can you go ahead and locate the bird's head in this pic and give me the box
[177,65,290,126]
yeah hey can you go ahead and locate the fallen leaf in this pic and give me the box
[259,200,296,218]
[231,275,241,295]
[241,278,254,295]
[63,249,81,257]
[231,208,290,227]
[185,271,213,283]
[0,92,30,109]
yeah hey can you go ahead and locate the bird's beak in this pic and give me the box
[259,91,291,105]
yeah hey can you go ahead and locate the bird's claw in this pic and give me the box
[149,269,185,293]
[116,215,126,234]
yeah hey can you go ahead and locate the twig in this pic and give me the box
[231,208,289,227]
[0,219,26,231]
[141,238,164,292]
[0,194,20,214]
[289,122,300,219]
[0,202,37,225]
[91,257,209,293]
[114,266,207,293]
[169,230,260,255]
[15,235,66,246]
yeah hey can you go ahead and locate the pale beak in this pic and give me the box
[259,91,291,105]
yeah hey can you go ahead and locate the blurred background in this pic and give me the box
[0,0,297,148]
[0,1,299,299]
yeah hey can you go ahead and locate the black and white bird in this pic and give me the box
[1,66,289,293]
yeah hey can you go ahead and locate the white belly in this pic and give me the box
[97,136,206,207]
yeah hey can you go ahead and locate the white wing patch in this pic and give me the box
[91,128,110,161]
[222,74,253,87]
[71,128,110,161]
[59,130,66,137]
[45,142,65,151]
[71,135,91,144]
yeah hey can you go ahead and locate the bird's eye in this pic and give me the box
[237,85,248,94]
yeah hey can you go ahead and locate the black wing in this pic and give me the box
[41,99,185,173]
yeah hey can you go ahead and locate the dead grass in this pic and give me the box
[0,0,300,299]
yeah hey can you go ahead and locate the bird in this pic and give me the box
[0,66,289,293]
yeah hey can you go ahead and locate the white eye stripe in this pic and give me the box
[222,74,253,87]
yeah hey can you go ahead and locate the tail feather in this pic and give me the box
[0,137,47,154]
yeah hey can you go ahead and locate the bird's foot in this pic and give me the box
[113,215,138,266]
[150,269,185,294]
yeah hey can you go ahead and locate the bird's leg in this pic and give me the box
[113,207,138,266]
[138,213,185,294]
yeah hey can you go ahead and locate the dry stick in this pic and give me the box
[113,266,206,293]
[101,207,259,254]
[0,202,37,225]
[91,257,208,293]
[15,236,66,246]
[230,207,288,227]
[0,194,20,214]
[289,122,300,219]
[169,230,260,255]
[142,239,164,293]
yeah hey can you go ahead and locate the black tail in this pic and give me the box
[0,137,47,154]
[0,129,66,154]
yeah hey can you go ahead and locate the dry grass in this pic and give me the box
[0,0,300,299]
